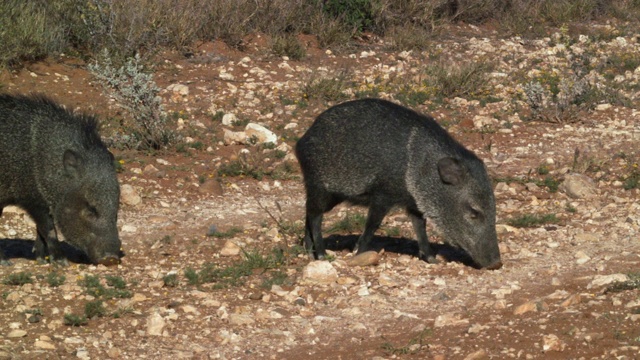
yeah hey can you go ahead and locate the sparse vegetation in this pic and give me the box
[605,273,640,293]
[1,0,639,70]
[79,274,132,300]
[184,247,287,287]
[328,212,367,234]
[46,272,66,287]
[271,34,307,60]
[64,313,88,327]
[622,162,640,190]
[84,300,107,319]
[382,327,431,355]
[163,273,179,287]
[301,71,351,102]
[3,272,33,286]
[208,226,243,239]
[507,213,559,228]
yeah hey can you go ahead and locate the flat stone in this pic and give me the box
[346,251,381,267]
[560,173,596,199]
[588,274,629,289]
[220,241,241,257]
[301,261,338,285]
[7,329,27,338]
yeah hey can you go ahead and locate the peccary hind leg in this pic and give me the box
[409,211,438,263]
[304,213,325,259]
[303,192,342,259]
[0,249,10,266]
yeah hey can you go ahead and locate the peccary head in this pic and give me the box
[412,154,501,269]
[52,149,121,265]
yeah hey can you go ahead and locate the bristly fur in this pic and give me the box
[0,92,102,137]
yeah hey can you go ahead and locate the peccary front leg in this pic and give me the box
[409,211,438,263]
[354,204,390,254]
[34,216,68,266]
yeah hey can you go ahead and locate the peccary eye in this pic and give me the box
[82,205,99,220]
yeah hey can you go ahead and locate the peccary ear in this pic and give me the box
[63,150,83,178]
[437,157,466,185]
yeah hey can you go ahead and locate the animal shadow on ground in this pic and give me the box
[0,238,92,264]
[323,234,476,267]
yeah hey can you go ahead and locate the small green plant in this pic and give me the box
[105,275,127,289]
[604,273,640,293]
[301,71,351,102]
[46,272,66,287]
[387,24,431,51]
[3,272,33,285]
[84,300,107,319]
[271,34,306,60]
[210,110,225,122]
[261,270,291,289]
[163,273,179,287]
[25,308,43,316]
[64,313,88,326]
[426,60,494,100]
[79,274,132,299]
[322,0,375,33]
[185,247,287,287]
[111,306,135,319]
[384,226,401,237]
[88,50,175,150]
[623,162,640,190]
[328,212,366,233]
[217,153,267,180]
[565,203,577,213]
[537,164,550,175]
[382,327,431,355]
[184,268,200,285]
[539,176,561,193]
[208,226,243,238]
[395,84,430,107]
[507,213,558,228]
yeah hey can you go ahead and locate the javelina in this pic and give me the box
[0,94,121,266]
[295,98,501,269]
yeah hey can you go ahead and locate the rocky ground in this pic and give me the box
[1,24,640,360]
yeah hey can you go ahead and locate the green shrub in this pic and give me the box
[89,50,176,150]
[3,272,33,286]
[426,60,494,100]
[64,313,88,327]
[46,272,66,287]
[322,0,376,32]
[302,71,351,102]
[271,34,307,60]
[84,300,106,318]
[0,1,70,67]
[507,213,558,228]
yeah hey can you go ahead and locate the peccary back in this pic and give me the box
[295,98,501,269]
[0,94,121,265]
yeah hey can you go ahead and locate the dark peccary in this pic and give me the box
[295,98,502,269]
[0,94,121,266]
